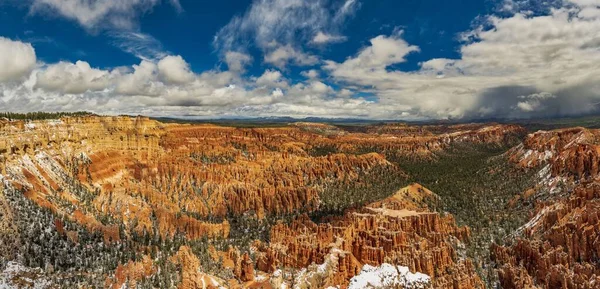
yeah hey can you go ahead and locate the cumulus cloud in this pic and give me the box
[115,60,163,96]
[301,69,320,79]
[325,33,419,74]
[0,37,37,82]
[157,55,195,84]
[420,58,456,73]
[516,92,556,112]
[224,51,253,73]
[29,0,181,31]
[255,69,288,88]
[324,2,600,119]
[264,45,319,68]
[35,61,115,94]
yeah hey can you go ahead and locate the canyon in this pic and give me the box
[0,115,597,288]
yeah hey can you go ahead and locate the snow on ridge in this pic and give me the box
[24,122,36,130]
[0,261,51,289]
[515,203,563,236]
[348,263,431,289]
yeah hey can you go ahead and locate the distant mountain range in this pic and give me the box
[153,114,600,131]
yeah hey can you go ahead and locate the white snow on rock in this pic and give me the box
[347,263,431,289]
[0,262,51,289]
[293,246,344,288]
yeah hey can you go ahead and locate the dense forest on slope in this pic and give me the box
[394,144,538,286]
[0,112,95,121]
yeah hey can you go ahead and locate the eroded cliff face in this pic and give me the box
[0,117,522,240]
[0,116,527,288]
[493,128,600,289]
[253,184,483,289]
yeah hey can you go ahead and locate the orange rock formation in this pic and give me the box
[254,184,483,289]
[495,127,600,289]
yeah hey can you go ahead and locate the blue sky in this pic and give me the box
[0,0,599,119]
[0,1,489,73]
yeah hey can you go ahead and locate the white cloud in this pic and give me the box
[169,0,184,13]
[306,80,334,94]
[214,0,358,68]
[255,69,288,88]
[35,61,115,94]
[115,60,163,96]
[224,51,253,73]
[0,37,37,82]
[324,33,419,75]
[272,88,284,98]
[568,0,600,7]
[108,31,168,61]
[312,31,347,44]
[29,0,181,31]
[324,2,600,119]
[420,58,456,73]
[301,69,320,79]
[516,92,556,112]
[264,45,319,68]
[334,0,360,23]
[339,88,353,97]
[157,55,195,84]
[27,1,175,60]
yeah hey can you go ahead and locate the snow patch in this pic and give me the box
[542,150,553,161]
[294,247,344,287]
[347,263,430,289]
[515,204,562,236]
[0,262,51,289]
[538,164,551,180]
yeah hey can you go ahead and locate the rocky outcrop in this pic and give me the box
[255,184,483,289]
[170,246,228,289]
[496,127,600,289]
[107,255,156,289]
[509,127,600,180]
[492,184,600,289]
